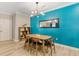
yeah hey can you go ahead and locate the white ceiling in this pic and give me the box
[0,2,76,15]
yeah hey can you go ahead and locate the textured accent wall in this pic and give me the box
[30,3,79,48]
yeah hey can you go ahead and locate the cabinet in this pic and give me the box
[18,27,30,40]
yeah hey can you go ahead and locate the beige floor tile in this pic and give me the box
[0,40,79,56]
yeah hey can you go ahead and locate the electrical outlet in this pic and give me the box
[56,38,58,40]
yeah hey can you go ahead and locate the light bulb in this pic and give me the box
[35,10,37,14]
[32,11,34,14]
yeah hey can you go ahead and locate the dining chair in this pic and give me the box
[24,34,56,56]
[30,38,55,56]
[44,39,56,55]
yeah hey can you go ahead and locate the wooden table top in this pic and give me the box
[26,34,52,40]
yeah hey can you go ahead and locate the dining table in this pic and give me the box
[25,34,55,56]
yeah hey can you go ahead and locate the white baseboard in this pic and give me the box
[55,43,79,51]
[0,39,12,41]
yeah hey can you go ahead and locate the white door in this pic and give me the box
[0,15,12,41]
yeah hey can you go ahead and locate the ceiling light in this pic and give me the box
[30,2,46,17]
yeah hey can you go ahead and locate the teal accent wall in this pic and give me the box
[30,3,79,48]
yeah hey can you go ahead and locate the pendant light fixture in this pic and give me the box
[30,2,45,17]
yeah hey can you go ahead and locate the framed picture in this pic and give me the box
[40,18,59,28]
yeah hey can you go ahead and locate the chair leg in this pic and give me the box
[51,44,53,56]
[36,42,38,56]
[42,40,45,56]
[24,41,27,49]
[45,46,48,53]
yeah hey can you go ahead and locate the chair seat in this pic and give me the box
[32,39,54,46]
[25,38,54,46]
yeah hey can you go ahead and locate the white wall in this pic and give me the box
[12,12,30,41]
[0,12,30,41]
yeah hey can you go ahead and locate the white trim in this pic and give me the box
[43,3,77,13]
[55,43,79,51]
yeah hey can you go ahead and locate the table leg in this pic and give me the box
[53,44,56,53]
[27,37,30,55]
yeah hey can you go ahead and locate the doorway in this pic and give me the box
[0,15,12,41]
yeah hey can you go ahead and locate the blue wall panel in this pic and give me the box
[30,3,79,48]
